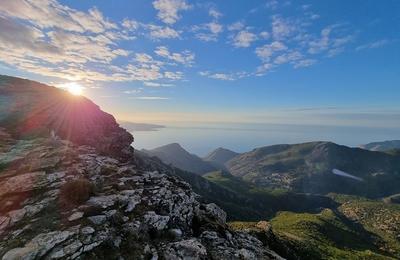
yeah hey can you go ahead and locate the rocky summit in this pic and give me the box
[0,76,283,259]
[0,75,133,160]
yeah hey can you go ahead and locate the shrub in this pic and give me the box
[59,178,94,207]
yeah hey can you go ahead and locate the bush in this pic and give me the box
[59,178,94,207]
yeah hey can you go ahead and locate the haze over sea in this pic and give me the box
[132,122,400,156]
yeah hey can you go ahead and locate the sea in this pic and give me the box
[132,122,400,156]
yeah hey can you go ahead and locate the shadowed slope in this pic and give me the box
[0,75,133,159]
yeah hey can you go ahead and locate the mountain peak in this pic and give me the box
[0,75,133,160]
[143,143,217,175]
[204,147,239,165]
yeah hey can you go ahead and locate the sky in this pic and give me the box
[0,0,399,128]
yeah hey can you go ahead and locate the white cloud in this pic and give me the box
[228,22,245,31]
[308,25,353,56]
[255,41,287,61]
[134,96,170,100]
[144,82,174,87]
[256,63,274,75]
[152,0,191,24]
[356,39,389,51]
[209,8,222,19]
[209,22,223,34]
[164,71,183,80]
[147,25,181,39]
[199,71,249,81]
[274,51,303,64]
[155,46,195,66]
[193,22,223,42]
[294,59,316,68]
[266,0,279,10]
[233,30,257,48]
[135,53,154,64]
[124,89,142,94]
[122,18,139,30]
[0,0,117,34]
[271,16,296,40]
[260,31,270,39]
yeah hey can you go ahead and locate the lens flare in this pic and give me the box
[64,82,83,96]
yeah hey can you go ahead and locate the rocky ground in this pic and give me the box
[0,128,283,259]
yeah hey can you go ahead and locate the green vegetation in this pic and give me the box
[270,209,393,259]
[204,173,400,258]
[204,170,336,220]
[203,170,251,194]
[339,200,400,256]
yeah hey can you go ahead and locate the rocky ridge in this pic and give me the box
[0,128,282,259]
[0,75,133,160]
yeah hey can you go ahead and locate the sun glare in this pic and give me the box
[64,82,83,96]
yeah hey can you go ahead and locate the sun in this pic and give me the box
[64,82,84,96]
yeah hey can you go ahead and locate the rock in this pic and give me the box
[206,203,226,224]
[83,241,102,252]
[0,216,10,231]
[81,226,95,235]
[68,212,84,221]
[88,215,107,225]
[8,209,26,225]
[2,231,72,260]
[163,238,207,260]
[168,228,183,239]
[0,105,284,260]
[143,211,170,231]
[0,172,46,197]
[87,195,118,209]
[47,171,66,183]
[125,195,141,212]
[24,204,44,217]
[63,240,83,255]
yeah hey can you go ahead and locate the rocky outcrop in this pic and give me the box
[0,75,133,160]
[0,129,283,259]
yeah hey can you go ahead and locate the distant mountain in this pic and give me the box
[118,121,165,132]
[226,141,400,197]
[360,140,400,151]
[142,143,217,175]
[204,147,239,165]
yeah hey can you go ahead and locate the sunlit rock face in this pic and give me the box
[0,75,133,160]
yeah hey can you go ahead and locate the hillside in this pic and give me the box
[226,142,400,197]
[0,75,133,160]
[360,140,400,152]
[0,75,284,259]
[230,195,400,259]
[204,147,239,165]
[142,143,217,175]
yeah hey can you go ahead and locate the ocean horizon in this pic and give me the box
[131,122,400,156]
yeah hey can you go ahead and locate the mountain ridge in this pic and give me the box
[0,75,284,259]
[204,147,239,166]
[142,143,218,175]
[0,74,133,160]
[360,140,400,152]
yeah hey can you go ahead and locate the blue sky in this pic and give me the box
[0,0,399,127]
